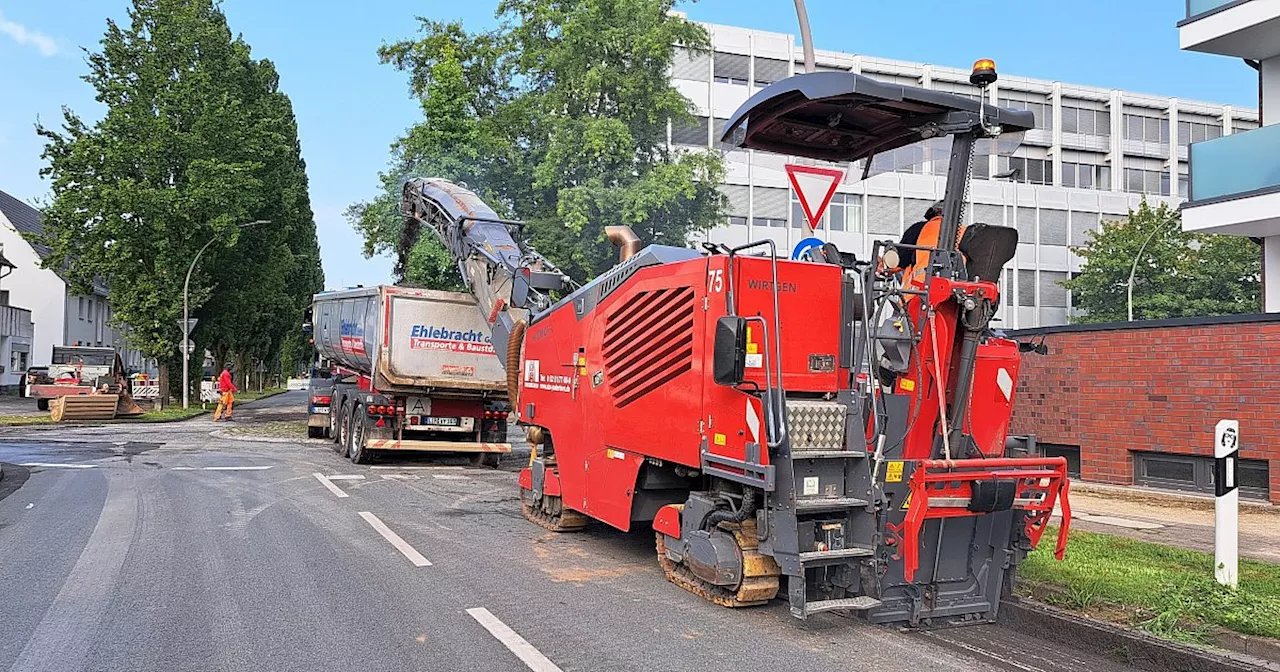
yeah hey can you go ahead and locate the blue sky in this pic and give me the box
[0,0,1257,290]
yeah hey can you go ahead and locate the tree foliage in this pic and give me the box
[348,0,724,286]
[37,0,322,392]
[1063,200,1260,323]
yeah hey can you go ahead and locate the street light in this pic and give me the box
[182,219,269,409]
[1126,215,1177,322]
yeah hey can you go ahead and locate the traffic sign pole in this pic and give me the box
[1214,419,1239,589]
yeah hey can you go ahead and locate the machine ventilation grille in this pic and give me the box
[602,286,695,408]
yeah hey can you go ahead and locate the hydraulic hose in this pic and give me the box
[506,319,526,402]
[702,489,759,530]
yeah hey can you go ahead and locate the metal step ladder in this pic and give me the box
[771,399,882,619]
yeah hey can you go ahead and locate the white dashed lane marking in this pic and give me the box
[313,473,349,498]
[466,607,563,672]
[358,512,431,567]
[21,463,96,469]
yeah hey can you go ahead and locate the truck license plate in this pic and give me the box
[312,407,329,414]
[414,416,460,427]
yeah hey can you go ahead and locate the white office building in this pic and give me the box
[675,21,1259,328]
[1179,0,1280,312]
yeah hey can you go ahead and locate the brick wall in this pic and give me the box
[1008,314,1280,504]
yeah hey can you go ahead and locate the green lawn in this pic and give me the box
[1020,526,1280,643]
[0,414,54,426]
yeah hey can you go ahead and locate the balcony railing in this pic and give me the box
[1187,123,1280,203]
[1186,0,1250,21]
[0,304,33,339]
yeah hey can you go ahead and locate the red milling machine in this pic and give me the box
[401,59,1071,626]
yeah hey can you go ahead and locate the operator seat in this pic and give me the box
[957,224,1018,283]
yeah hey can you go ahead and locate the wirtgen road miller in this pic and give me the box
[398,60,1071,626]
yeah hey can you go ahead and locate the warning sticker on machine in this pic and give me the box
[885,461,904,483]
[522,359,572,393]
[745,353,763,369]
[802,476,819,496]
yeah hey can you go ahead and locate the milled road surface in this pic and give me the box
[0,391,1138,672]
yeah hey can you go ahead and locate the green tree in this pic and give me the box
[349,0,724,286]
[1063,200,1260,323]
[37,0,322,398]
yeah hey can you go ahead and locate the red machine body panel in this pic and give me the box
[517,255,847,531]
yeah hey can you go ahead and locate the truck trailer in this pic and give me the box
[308,286,512,466]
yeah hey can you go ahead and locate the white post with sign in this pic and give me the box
[1214,419,1239,589]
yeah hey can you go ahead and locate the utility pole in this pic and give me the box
[182,220,268,409]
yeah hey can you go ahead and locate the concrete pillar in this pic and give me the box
[1109,90,1124,191]
[1168,98,1179,197]
[1267,236,1280,313]
[1261,56,1280,126]
[1051,82,1063,187]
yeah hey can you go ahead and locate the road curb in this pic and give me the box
[1000,597,1277,672]
[0,390,291,428]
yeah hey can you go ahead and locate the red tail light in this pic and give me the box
[312,395,331,405]
[366,406,376,416]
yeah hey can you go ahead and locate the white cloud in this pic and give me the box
[0,10,58,57]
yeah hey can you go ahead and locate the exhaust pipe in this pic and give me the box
[604,226,641,263]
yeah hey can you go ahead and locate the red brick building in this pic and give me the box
[1008,314,1279,504]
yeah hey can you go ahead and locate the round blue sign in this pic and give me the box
[791,237,825,261]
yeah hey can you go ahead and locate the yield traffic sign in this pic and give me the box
[785,164,844,233]
[178,318,198,336]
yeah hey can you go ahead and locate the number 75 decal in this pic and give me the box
[707,268,724,293]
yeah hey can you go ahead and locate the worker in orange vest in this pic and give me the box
[899,201,967,290]
[213,362,238,421]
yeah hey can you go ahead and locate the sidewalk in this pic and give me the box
[1056,483,1280,564]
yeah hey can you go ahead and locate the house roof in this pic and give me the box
[0,189,52,260]
[0,189,107,296]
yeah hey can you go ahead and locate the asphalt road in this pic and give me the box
[0,391,1138,672]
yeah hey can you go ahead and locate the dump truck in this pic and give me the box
[308,286,512,466]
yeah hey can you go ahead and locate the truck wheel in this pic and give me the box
[329,400,342,444]
[470,452,501,469]
[349,405,371,465]
[37,398,50,412]
[338,401,353,457]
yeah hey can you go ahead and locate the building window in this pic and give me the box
[1135,452,1270,500]
[1039,270,1069,307]
[753,57,788,88]
[1177,119,1223,146]
[752,217,786,228]
[1233,119,1259,134]
[0,290,8,306]
[1123,113,1169,144]
[1061,106,1110,137]
[866,196,900,235]
[1124,168,1169,196]
[1004,269,1015,307]
[671,116,709,147]
[1000,91,1051,131]
[1040,443,1082,479]
[1039,210,1068,246]
[78,297,85,320]
[1017,269,1036,307]
[828,193,861,232]
[1178,173,1189,199]
[1003,157,1052,186]
[1015,207,1036,245]
[728,216,747,228]
[1069,211,1100,246]
[671,47,711,81]
[721,184,749,220]
[11,349,28,375]
[713,52,750,86]
[1061,162,1109,191]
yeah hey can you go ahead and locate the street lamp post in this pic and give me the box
[793,0,815,74]
[182,220,269,409]
[1127,216,1176,322]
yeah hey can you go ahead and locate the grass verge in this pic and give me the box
[224,420,309,439]
[0,414,55,426]
[1020,526,1280,643]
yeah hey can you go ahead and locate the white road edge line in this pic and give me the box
[358,511,431,567]
[326,475,365,480]
[465,607,563,672]
[20,463,96,469]
[202,466,272,471]
[313,473,348,498]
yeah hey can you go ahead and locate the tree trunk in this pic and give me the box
[157,362,168,410]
